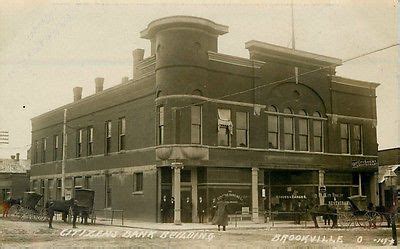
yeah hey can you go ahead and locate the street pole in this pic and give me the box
[391,186,397,246]
[61,108,67,199]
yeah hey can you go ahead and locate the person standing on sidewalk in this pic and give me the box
[293,200,301,224]
[168,197,174,223]
[210,198,217,222]
[161,195,169,223]
[198,196,206,223]
[212,201,229,231]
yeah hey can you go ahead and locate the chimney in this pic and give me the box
[73,87,83,102]
[16,153,20,161]
[132,49,145,78]
[95,77,104,93]
[121,77,129,84]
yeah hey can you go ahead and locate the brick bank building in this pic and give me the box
[30,16,380,223]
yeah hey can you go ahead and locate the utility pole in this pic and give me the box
[291,0,299,84]
[61,108,67,198]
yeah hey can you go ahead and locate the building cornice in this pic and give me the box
[208,51,265,69]
[330,75,380,89]
[245,40,342,67]
[140,15,229,39]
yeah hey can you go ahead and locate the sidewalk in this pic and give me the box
[93,217,318,231]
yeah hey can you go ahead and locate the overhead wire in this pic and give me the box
[172,43,399,112]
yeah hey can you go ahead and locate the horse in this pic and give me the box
[2,198,21,217]
[46,198,75,228]
[309,205,338,228]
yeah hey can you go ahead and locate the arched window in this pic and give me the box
[283,108,294,150]
[298,110,308,151]
[268,105,278,112]
[192,89,203,96]
[267,105,279,149]
[312,111,323,152]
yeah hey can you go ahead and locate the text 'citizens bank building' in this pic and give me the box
[30,16,380,222]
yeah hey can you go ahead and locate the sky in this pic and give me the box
[0,0,398,159]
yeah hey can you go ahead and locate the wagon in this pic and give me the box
[9,192,47,222]
[337,195,383,228]
[73,188,95,224]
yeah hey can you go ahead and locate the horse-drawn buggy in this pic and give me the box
[74,188,95,224]
[310,195,390,228]
[337,195,390,228]
[8,192,47,221]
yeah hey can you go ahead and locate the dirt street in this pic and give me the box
[0,218,397,248]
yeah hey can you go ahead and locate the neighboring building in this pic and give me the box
[378,147,400,207]
[30,16,379,222]
[0,153,30,203]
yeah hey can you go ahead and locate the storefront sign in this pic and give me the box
[216,192,245,203]
[328,201,350,206]
[275,195,307,199]
[351,159,378,168]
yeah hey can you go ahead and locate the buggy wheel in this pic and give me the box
[8,205,20,217]
[366,211,381,228]
[356,215,368,228]
[338,212,352,228]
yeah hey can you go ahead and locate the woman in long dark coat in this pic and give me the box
[212,202,229,231]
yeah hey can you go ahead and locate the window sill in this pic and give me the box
[132,191,143,195]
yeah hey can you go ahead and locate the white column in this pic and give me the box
[172,162,183,225]
[358,173,362,196]
[191,168,198,223]
[318,170,325,205]
[251,167,259,223]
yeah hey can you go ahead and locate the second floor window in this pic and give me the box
[118,117,126,151]
[267,106,279,149]
[283,108,294,150]
[298,110,309,151]
[105,121,112,154]
[42,138,47,163]
[34,140,39,164]
[87,127,94,156]
[191,106,202,144]
[77,129,83,157]
[340,123,350,154]
[313,112,323,152]
[217,109,232,146]
[353,125,362,154]
[54,135,59,160]
[236,112,248,147]
[158,106,164,145]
